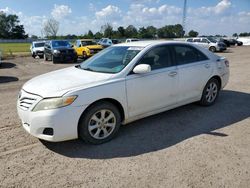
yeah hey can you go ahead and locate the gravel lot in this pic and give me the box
[0,46,250,188]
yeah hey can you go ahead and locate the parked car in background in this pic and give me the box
[186,37,227,52]
[219,38,230,47]
[17,41,229,144]
[125,38,140,43]
[44,40,77,63]
[30,41,46,58]
[228,39,243,46]
[98,38,113,48]
[111,39,120,44]
[74,39,103,59]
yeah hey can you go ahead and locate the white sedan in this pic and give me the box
[17,41,229,144]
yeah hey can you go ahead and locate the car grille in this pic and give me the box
[18,90,42,111]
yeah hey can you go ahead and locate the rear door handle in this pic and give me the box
[168,71,177,77]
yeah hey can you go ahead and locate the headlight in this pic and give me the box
[32,96,77,112]
[53,49,60,54]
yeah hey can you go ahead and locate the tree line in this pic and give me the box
[43,21,199,40]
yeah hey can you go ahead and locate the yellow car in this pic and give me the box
[74,39,103,59]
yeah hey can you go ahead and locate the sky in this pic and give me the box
[0,0,250,37]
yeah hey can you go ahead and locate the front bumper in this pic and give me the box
[53,53,77,62]
[17,103,86,142]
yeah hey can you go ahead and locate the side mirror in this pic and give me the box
[133,64,151,74]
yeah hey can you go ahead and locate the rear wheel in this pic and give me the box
[78,102,121,144]
[209,46,216,52]
[200,78,220,106]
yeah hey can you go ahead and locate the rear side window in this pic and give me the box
[173,45,208,65]
[186,39,193,42]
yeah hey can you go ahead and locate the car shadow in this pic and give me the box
[0,76,19,83]
[42,90,250,159]
[0,62,16,69]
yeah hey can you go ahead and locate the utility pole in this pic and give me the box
[182,0,187,37]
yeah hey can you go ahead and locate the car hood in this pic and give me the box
[85,45,103,49]
[34,47,44,51]
[22,66,113,98]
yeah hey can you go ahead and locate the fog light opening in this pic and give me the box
[43,128,54,136]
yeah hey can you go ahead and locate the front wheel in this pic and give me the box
[200,78,220,106]
[78,102,121,144]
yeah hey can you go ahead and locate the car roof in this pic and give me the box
[115,40,188,47]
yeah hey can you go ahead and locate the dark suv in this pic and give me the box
[44,40,77,63]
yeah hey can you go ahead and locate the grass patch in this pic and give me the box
[0,43,30,59]
[0,43,30,54]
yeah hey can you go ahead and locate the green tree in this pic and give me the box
[188,30,199,37]
[101,23,113,38]
[0,13,28,39]
[87,30,94,38]
[94,32,103,39]
[125,25,138,38]
[117,26,125,38]
[232,33,238,37]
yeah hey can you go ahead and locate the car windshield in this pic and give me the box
[80,46,142,74]
[81,41,97,46]
[34,42,45,47]
[52,41,71,48]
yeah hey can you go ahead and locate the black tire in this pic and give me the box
[78,101,121,144]
[200,78,220,106]
[209,46,216,52]
[32,53,36,58]
[39,55,43,59]
[82,51,87,60]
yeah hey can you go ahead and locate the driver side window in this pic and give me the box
[138,46,172,71]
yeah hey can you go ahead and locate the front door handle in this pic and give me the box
[168,71,177,77]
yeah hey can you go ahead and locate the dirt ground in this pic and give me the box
[0,46,250,188]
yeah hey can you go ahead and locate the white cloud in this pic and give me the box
[123,4,182,28]
[95,5,122,20]
[191,0,232,16]
[214,0,231,14]
[51,4,72,20]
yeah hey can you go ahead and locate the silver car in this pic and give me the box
[186,37,227,52]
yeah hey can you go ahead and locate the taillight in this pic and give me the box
[224,60,229,67]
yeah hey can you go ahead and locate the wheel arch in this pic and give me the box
[77,98,125,136]
[210,75,222,90]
